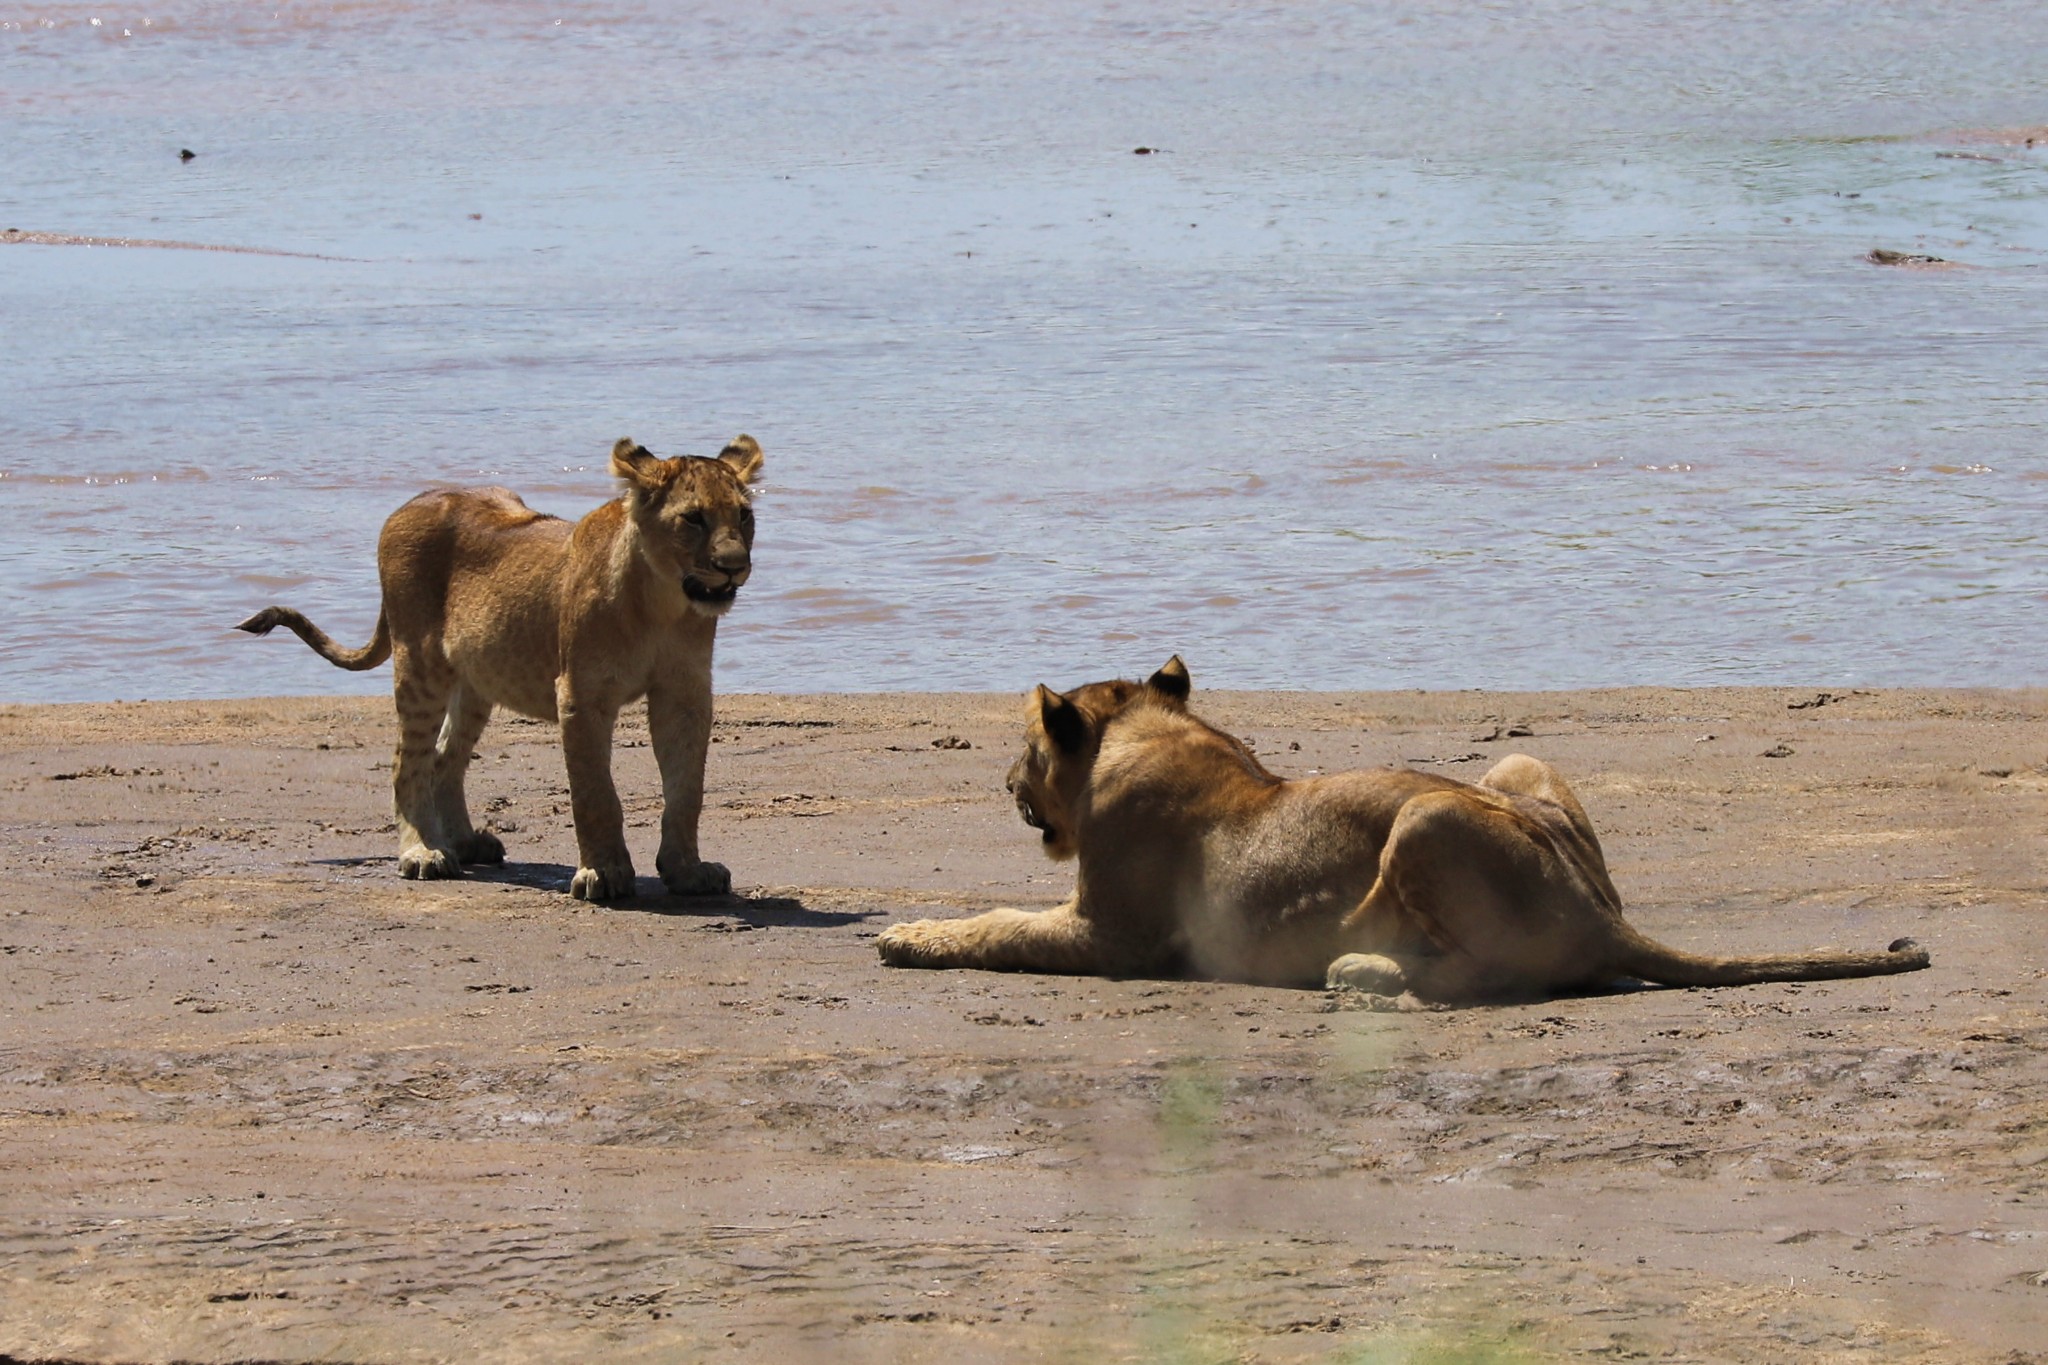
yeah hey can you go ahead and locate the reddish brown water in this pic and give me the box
[4,1,2046,700]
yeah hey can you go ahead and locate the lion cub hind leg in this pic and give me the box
[432,683,504,866]
[391,648,463,881]
[879,904,1129,976]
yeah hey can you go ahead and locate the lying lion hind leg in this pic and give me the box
[878,904,1139,976]
[433,683,503,866]
[1336,794,1507,957]
[1346,789,1603,1001]
[1400,952,1562,1005]
[1329,824,1458,997]
[1325,952,1410,993]
[1476,752,1579,806]
[1477,753,1613,876]
[391,648,461,881]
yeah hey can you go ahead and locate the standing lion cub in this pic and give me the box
[239,436,762,902]
[878,657,1930,1002]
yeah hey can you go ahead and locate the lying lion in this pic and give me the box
[239,436,762,901]
[878,658,1930,1001]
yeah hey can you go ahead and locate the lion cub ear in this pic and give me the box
[718,434,764,485]
[1146,655,1191,703]
[1035,684,1090,755]
[610,438,667,492]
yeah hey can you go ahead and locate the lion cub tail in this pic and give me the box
[235,605,393,672]
[1615,930,1930,987]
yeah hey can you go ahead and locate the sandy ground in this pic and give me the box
[2,685,2045,1364]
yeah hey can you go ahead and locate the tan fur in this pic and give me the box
[877,657,1930,1002]
[239,436,763,901]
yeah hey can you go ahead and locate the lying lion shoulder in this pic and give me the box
[239,435,763,902]
[878,656,1929,1003]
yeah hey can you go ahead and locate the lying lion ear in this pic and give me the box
[718,434,764,485]
[610,438,666,491]
[1036,685,1089,754]
[1147,655,1191,702]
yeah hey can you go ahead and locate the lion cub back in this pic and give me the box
[379,487,577,721]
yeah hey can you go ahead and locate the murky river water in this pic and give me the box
[4,1,2046,701]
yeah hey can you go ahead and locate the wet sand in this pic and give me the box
[0,228,346,258]
[2,687,2045,1363]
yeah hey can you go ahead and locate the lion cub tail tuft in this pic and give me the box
[236,605,393,672]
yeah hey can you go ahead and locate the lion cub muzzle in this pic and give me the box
[682,539,752,608]
[682,573,743,607]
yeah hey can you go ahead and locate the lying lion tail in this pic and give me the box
[1615,930,1930,987]
[235,605,392,672]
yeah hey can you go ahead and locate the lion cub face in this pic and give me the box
[1006,656,1192,860]
[611,436,763,618]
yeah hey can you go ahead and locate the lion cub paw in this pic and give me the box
[399,844,461,880]
[661,858,732,898]
[570,861,637,902]
[456,829,506,866]
[1326,952,1408,995]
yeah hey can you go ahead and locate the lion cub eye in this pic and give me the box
[681,510,708,531]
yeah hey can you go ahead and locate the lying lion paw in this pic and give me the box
[661,858,731,898]
[570,860,637,902]
[1326,952,1408,994]
[876,919,950,967]
[399,844,461,880]
[456,829,506,866]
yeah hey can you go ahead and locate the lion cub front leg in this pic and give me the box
[557,681,636,901]
[648,678,730,898]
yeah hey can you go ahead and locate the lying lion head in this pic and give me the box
[611,435,763,618]
[1006,655,1191,859]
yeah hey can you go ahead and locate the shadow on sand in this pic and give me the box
[459,860,879,926]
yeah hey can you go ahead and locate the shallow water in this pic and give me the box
[4,1,2046,701]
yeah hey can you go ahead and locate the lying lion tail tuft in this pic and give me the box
[235,605,392,672]
[1887,936,1928,962]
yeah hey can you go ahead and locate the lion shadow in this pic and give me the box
[462,860,876,926]
[308,854,874,926]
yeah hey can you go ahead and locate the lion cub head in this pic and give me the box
[1006,655,1192,859]
[611,435,763,617]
